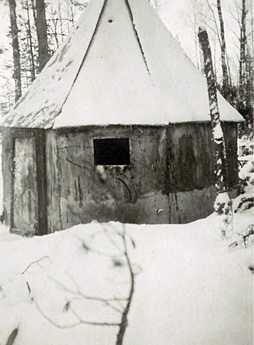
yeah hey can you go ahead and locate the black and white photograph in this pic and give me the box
[0,0,253,344]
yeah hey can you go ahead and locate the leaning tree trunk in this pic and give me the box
[216,0,230,98]
[198,27,227,193]
[198,27,232,235]
[34,0,50,72]
[8,0,22,102]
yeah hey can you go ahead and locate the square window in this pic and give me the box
[93,138,130,165]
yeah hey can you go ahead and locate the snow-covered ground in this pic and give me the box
[0,214,253,345]
[0,142,253,345]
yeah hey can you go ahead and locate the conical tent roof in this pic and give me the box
[4,0,243,128]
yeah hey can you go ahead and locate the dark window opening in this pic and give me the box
[94,138,130,165]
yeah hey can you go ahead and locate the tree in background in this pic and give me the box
[18,0,38,86]
[4,0,87,104]
[46,0,87,53]
[197,0,233,100]
[183,0,229,89]
[8,0,22,101]
[216,0,231,99]
[185,0,253,134]
[34,0,50,72]
[198,27,232,237]
[237,0,253,132]
[239,0,247,112]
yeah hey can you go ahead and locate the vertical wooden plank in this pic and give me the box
[35,130,48,235]
[46,130,61,232]
[1,129,13,226]
[12,137,38,235]
[3,129,48,236]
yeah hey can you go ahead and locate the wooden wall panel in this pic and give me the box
[1,128,13,226]
[222,123,238,188]
[13,137,38,235]
[46,126,169,230]
[2,122,239,234]
[167,123,215,193]
[46,131,61,232]
[2,128,47,235]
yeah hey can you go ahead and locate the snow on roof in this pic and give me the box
[4,0,243,129]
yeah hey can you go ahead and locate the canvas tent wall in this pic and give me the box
[2,0,243,235]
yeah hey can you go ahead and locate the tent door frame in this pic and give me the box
[10,129,48,235]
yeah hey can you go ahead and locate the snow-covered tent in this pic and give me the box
[2,0,243,235]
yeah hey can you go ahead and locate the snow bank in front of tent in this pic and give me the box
[0,214,252,345]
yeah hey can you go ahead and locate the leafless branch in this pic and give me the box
[231,29,241,41]
[101,226,125,253]
[198,12,220,42]
[230,7,241,26]
[116,227,135,345]
[229,225,254,248]
[205,0,222,45]
[21,256,51,275]
[5,328,19,345]
[49,276,127,304]
[35,301,120,329]
[32,225,136,344]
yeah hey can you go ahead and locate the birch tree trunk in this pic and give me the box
[198,27,232,235]
[34,0,49,72]
[198,27,227,192]
[8,0,22,102]
[239,0,247,111]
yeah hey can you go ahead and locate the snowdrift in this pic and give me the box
[0,216,252,345]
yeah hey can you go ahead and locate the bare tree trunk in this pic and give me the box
[239,0,247,110]
[198,27,232,236]
[238,0,254,132]
[216,0,230,96]
[26,0,36,81]
[8,0,22,101]
[58,0,64,43]
[34,0,50,72]
[69,0,75,27]
[198,27,227,193]
[51,18,60,49]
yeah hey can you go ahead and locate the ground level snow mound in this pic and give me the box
[0,218,253,345]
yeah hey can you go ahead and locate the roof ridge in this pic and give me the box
[124,0,150,76]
